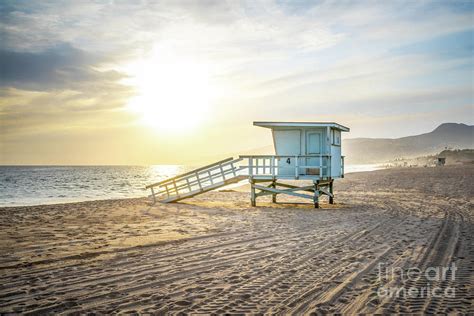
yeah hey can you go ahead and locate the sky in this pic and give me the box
[0,0,473,165]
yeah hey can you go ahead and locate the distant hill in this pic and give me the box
[344,123,474,164]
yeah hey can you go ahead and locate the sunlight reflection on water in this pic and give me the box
[0,165,190,207]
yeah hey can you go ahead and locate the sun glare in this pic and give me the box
[124,46,214,132]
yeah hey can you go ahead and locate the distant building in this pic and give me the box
[437,157,446,166]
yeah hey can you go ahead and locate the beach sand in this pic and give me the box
[1,166,473,314]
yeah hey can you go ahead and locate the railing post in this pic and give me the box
[172,180,178,196]
[319,155,323,177]
[196,172,203,191]
[165,184,170,198]
[231,163,237,177]
[150,186,156,204]
[185,178,192,192]
[256,158,259,175]
[219,163,225,180]
[263,158,266,175]
[208,170,214,184]
[271,156,275,177]
[249,158,253,176]
[295,155,299,179]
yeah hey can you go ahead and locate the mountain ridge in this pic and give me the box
[344,123,474,163]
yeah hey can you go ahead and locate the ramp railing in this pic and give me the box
[146,157,244,203]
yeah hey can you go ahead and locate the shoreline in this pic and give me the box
[0,165,444,208]
[0,196,149,209]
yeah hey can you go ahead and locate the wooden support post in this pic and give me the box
[250,178,256,207]
[314,181,320,208]
[341,156,345,178]
[329,179,334,204]
[271,180,277,203]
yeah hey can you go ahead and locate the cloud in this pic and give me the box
[0,42,134,138]
[1,1,472,63]
[0,1,344,58]
[0,85,134,139]
[0,43,126,91]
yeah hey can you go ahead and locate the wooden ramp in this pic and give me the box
[146,157,245,203]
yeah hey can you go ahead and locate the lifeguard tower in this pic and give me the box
[146,121,349,208]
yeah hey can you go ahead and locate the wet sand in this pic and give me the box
[0,166,473,314]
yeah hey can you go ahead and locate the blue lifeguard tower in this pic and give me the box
[147,121,350,207]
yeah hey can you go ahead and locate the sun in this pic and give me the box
[123,46,213,132]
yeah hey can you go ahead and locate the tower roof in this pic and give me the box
[253,121,350,132]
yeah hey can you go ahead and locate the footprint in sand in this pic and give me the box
[174,300,192,306]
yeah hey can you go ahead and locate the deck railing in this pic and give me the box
[238,155,333,179]
[146,154,346,203]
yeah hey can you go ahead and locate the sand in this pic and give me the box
[0,166,473,314]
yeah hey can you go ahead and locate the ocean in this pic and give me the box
[0,165,191,207]
[0,164,382,207]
